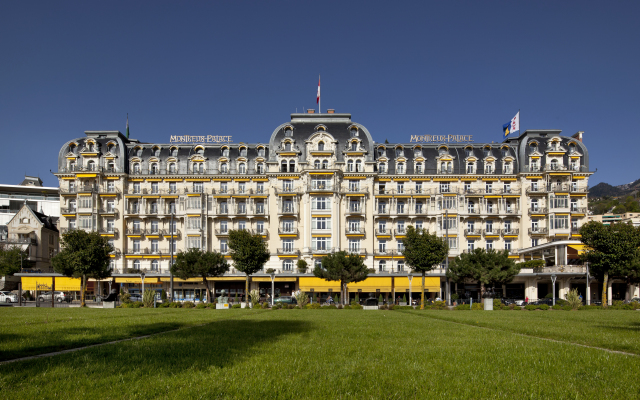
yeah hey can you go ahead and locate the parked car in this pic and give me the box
[273,296,297,305]
[38,291,68,303]
[0,291,18,303]
[129,293,142,302]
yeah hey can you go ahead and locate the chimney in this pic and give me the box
[307,109,315,114]
[572,131,584,142]
[327,109,335,114]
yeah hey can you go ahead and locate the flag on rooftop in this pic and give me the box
[503,111,520,137]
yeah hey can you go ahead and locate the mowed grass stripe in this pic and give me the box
[404,309,640,355]
[1,310,639,399]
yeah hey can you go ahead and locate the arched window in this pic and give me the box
[322,160,328,169]
[136,147,142,157]
[356,160,362,172]
[397,163,405,174]
[151,260,159,271]
[551,159,558,170]
[289,160,296,172]
[347,160,354,172]
[440,162,446,172]
[133,163,140,174]
[256,163,264,174]
[220,163,228,173]
[284,127,293,137]
[171,147,178,157]
[87,160,95,171]
[350,127,358,137]
[395,147,402,158]
[415,162,422,173]
[169,163,176,173]
[414,148,422,157]
[379,260,386,272]
[281,161,288,172]
[107,162,115,172]
[351,142,357,151]
[69,144,76,153]
[154,147,161,157]
[196,147,204,156]
[88,143,94,152]
[467,162,474,173]
[258,147,265,157]
[447,162,452,173]
[150,163,158,174]
[501,147,508,158]
[240,147,247,157]
[133,260,140,270]
[318,141,325,151]
[285,142,292,151]
[484,147,491,158]
[222,148,229,157]
[378,163,386,173]
[238,163,246,174]
[314,160,320,169]
[465,147,472,157]
[378,147,385,157]
[504,162,512,174]
[439,147,447,156]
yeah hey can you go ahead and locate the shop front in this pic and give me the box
[394,276,441,304]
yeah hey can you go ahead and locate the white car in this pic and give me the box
[0,291,18,303]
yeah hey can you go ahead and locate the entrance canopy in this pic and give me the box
[394,276,440,292]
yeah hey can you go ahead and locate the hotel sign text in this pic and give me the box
[410,135,474,143]
[170,135,233,144]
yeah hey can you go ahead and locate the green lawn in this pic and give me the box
[1,308,639,399]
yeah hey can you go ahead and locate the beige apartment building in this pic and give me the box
[46,111,636,303]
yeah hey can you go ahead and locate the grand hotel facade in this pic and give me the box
[51,111,635,303]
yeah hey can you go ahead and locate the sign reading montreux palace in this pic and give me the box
[170,135,233,144]
[410,134,474,143]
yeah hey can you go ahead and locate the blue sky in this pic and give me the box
[1,0,638,188]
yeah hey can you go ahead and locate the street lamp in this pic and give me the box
[170,210,174,303]
[140,271,146,297]
[269,271,275,307]
[551,273,557,306]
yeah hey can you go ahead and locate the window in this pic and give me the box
[467,200,475,213]
[193,182,203,193]
[220,163,228,173]
[282,220,294,233]
[439,216,456,230]
[131,201,139,214]
[318,141,325,151]
[348,219,360,233]
[487,201,494,213]
[133,260,141,269]
[486,240,493,250]
[187,196,201,210]
[551,214,569,229]
[282,199,293,213]
[347,160,354,172]
[257,182,264,194]
[312,237,330,251]
[378,240,387,253]
[169,220,177,234]
[378,147,385,157]
[151,239,159,254]
[465,147,472,157]
[256,221,264,234]
[187,236,201,249]
[168,202,176,214]
[311,197,329,210]
[504,220,512,233]
[281,161,288,172]
[220,220,228,233]
[171,147,178,157]
[322,160,328,169]
[378,220,387,233]
[485,163,493,174]
[150,163,158,174]
[151,182,159,194]
[150,201,158,214]
[415,201,423,214]
[501,147,508,158]
[258,147,265,157]
[238,220,246,230]
[169,182,177,194]
[464,182,471,192]
[397,201,405,214]
[416,162,422,173]
[220,239,228,253]
[440,196,456,210]
[240,147,247,157]
[188,216,201,230]
[377,201,387,214]
[532,239,539,247]
[504,162,512,174]
[133,239,141,253]
[531,219,539,232]
[351,142,357,151]
[314,160,320,169]
[69,199,77,211]
[379,260,386,272]
[486,220,494,233]
[285,128,293,137]
[378,163,386,174]
[440,183,450,193]
[68,219,76,229]
[483,147,491,158]
[151,260,159,271]
[397,163,405,174]
[348,180,359,192]
[312,217,331,230]
[238,163,246,174]
[256,202,265,214]
[107,219,115,232]
[466,163,474,173]
[551,195,569,209]
[283,260,293,271]
[133,182,141,194]
[284,142,291,151]
[486,182,493,194]
[397,220,405,234]
[504,240,512,251]
[415,220,423,230]
[238,182,246,194]
[447,237,457,249]
[350,127,359,137]
[256,163,264,173]
[355,160,362,172]
[169,238,177,253]
[87,160,95,171]
[79,197,92,209]
[395,147,403,158]
[220,182,228,193]
[222,147,229,157]
[348,239,360,253]
[467,240,475,252]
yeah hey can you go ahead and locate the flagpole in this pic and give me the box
[319,75,321,114]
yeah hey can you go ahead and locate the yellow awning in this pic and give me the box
[394,276,441,292]
[252,277,297,282]
[54,277,81,291]
[114,277,160,284]
[347,277,392,292]
[568,244,589,255]
[206,277,247,281]
[159,277,203,282]
[21,277,52,291]
[299,277,341,291]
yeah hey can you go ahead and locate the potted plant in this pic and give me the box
[297,259,308,274]
[451,293,459,306]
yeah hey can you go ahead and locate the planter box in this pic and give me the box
[363,306,378,310]
[398,302,407,306]
[216,303,230,309]
[240,302,247,309]
[103,301,116,309]
[484,298,494,311]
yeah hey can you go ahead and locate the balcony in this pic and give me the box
[395,228,407,236]
[341,186,369,195]
[412,207,430,216]
[345,227,365,235]
[544,164,569,172]
[253,207,267,216]
[374,249,397,257]
[548,183,571,193]
[212,188,235,195]
[126,229,146,236]
[278,204,297,215]
[278,228,298,236]
[500,228,520,236]
[347,249,368,257]
[393,207,409,216]
[464,229,482,236]
[412,188,433,195]
[528,207,548,215]
[375,188,395,196]
[274,187,302,195]
[374,207,391,216]
[465,207,480,215]
[216,207,230,216]
[570,186,588,193]
[1,237,37,246]
[375,229,391,236]
[307,182,335,192]
[310,247,335,255]
[98,228,119,236]
[436,187,460,195]
[60,207,77,215]
[533,265,587,274]
[570,207,587,214]
[215,229,229,236]
[126,247,171,256]
[277,248,300,256]
[98,187,121,195]
[99,209,119,218]
[483,229,499,237]
[571,227,581,235]
[526,186,548,194]
[235,206,248,215]
[528,227,549,235]
[60,227,80,234]
[253,230,268,238]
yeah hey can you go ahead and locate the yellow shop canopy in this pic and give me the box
[21,277,52,291]
[394,276,441,292]
[114,277,160,284]
[55,277,81,291]
[347,277,392,292]
[299,277,341,291]
[252,277,297,282]
[159,277,203,283]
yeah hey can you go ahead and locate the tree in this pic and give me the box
[0,244,29,276]
[51,230,113,307]
[228,229,270,303]
[170,248,229,303]
[401,226,449,309]
[297,259,308,273]
[313,251,368,305]
[580,221,640,306]
[447,249,521,299]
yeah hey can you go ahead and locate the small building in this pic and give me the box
[588,212,640,227]
[4,204,59,272]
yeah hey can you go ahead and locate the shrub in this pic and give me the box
[552,304,562,310]
[343,305,351,309]
[310,302,321,309]
[455,304,470,310]
[508,304,516,310]
[292,290,309,308]
[337,304,343,309]
[196,303,207,309]
[471,302,483,310]
[402,294,407,303]
[544,293,554,299]
[121,293,132,304]
[451,293,459,300]
[350,303,363,310]
[524,304,537,311]
[142,290,156,308]
[612,300,624,307]
[388,304,395,310]
[629,301,640,310]
[159,302,171,308]
[160,289,167,302]
[538,304,549,311]
[429,301,447,310]
[249,289,261,308]
[206,302,216,309]
[566,289,582,310]
[493,299,503,308]
[378,294,384,304]
[287,304,295,309]
[579,305,602,310]
[562,305,572,311]
[169,302,181,308]
[183,301,195,308]
[261,302,269,309]
[131,302,143,308]
[231,304,241,309]
[350,300,360,307]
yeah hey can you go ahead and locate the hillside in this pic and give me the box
[588,178,640,214]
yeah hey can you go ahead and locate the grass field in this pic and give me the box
[1,308,639,399]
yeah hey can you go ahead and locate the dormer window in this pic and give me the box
[465,147,472,157]
[240,147,247,157]
[504,161,512,174]
[171,147,178,157]
[285,127,293,137]
[350,127,359,137]
[220,163,228,173]
[467,162,474,173]
[256,163,264,173]
[501,147,508,158]
[414,148,422,158]
[415,162,423,173]
[318,141,325,151]
[69,143,76,153]
[258,147,265,157]
[289,160,296,172]
[238,163,246,174]
[438,147,447,156]
[87,160,95,171]
[285,142,291,151]
[196,147,204,156]
[395,147,403,158]
[135,147,142,157]
[314,160,320,169]
[133,163,140,174]
[107,162,115,172]
[483,146,491,158]
[550,159,558,170]
[154,147,161,157]
[378,147,385,157]
[351,142,357,151]
[568,143,576,153]
[69,161,76,171]
[397,163,405,174]
[169,163,176,173]
[88,143,94,152]
[222,147,229,157]
[281,161,288,172]
[150,163,158,174]
[378,163,386,174]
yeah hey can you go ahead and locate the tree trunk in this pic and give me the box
[81,274,86,307]
[204,277,210,303]
[245,276,249,306]
[602,272,608,308]
[420,272,425,310]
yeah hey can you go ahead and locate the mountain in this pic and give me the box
[589,182,624,198]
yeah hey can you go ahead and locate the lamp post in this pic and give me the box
[551,273,557,306]
[270,271,275,307]
[140,271,146,297]
[585,262,590,305]
[445,209,451,306]
[170,211,174,303]
[408,272,413,307]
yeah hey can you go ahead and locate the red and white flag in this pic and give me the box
[316,75,320,104]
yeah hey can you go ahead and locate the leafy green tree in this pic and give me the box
[401,226,449,309]
[447,248,521,298]
[297,259,308,273]
[170,248,229,303]
[313,251,368,305]
[516,259,546,270]
[580,221,640,306]
[0,244,29,276]
[51,230,113,307]
[228,229,270,303]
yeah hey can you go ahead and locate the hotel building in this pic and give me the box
[46,111,637,303]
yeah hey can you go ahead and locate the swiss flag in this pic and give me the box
[316,76,320,104]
